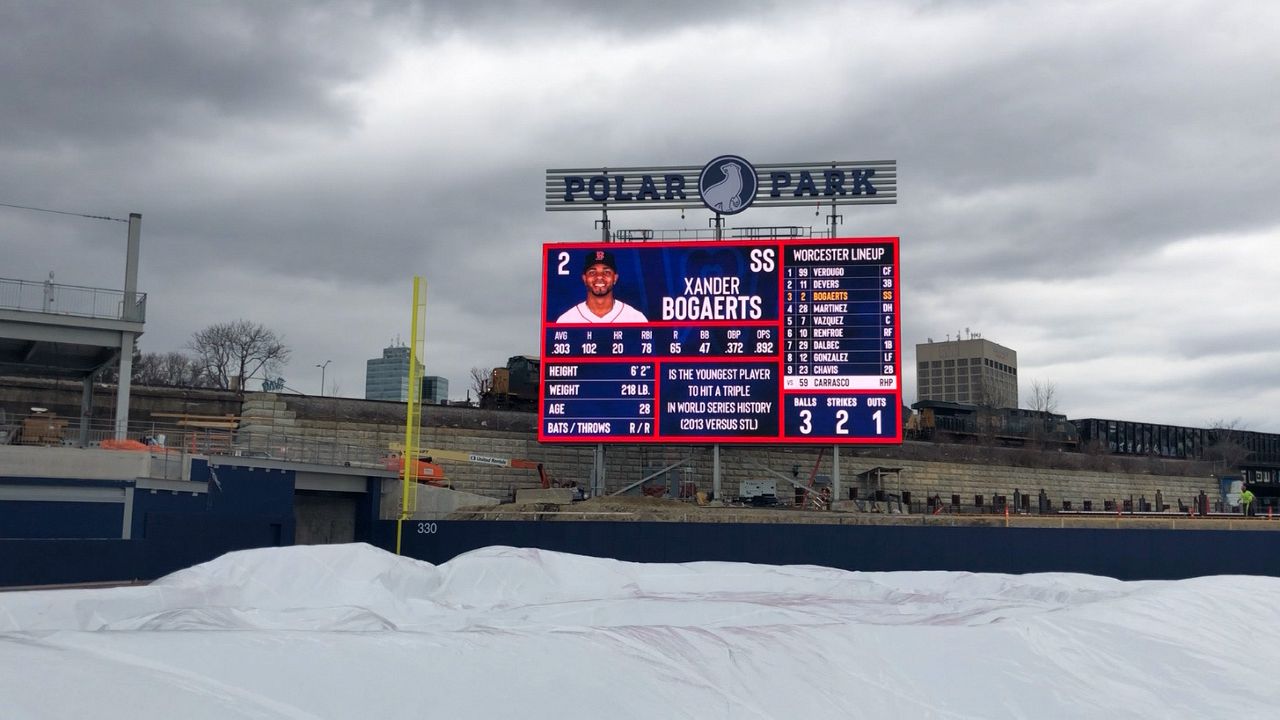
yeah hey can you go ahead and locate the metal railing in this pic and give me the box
[0,277,147,322]
[231,428,391,469]
[7,416,223,450]
[610,226,830,242]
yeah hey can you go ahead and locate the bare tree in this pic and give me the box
[134,351,207,387]
[962,376,1001,447]
[1206,418,1250,476]
[188,320,291,390]
[469,366,493,399]
[100,345,211,387]
[1026,379,1059,414]
[1024,379,1060,451]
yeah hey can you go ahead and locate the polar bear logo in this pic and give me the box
[702,162,743,212]
[699,155,757,215]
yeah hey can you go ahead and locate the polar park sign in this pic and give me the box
[545,158,897,215]
[538,157,901,446]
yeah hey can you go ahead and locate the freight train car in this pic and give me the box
[481,355,540,411]
[1072,418,1280,465]
[906,400,1079,449]
[1071,418,1210,460]
[1073,417,1280,502]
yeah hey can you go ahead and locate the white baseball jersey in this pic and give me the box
[555,300,648,323]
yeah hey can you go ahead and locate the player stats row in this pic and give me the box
[537,237,902,444]
[545,326,778,358]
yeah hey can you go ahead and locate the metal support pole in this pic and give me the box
[593,443,606,497]
[712,444,721,501]
[121,486,134,540]
[123,213,141,321]
[109,213,144,441]
[826,196,842,239]
[710,213,724,241]
[832,445,841,502]
[114,332,135,440]
[596,208,611,242]
[79,374,95,447]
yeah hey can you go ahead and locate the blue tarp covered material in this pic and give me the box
[6,517,1280,587]
[380,520,1280,582]
[6,461,1280,586]
[0,465,298,586]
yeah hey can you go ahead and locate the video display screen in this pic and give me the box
[539,237,902,444]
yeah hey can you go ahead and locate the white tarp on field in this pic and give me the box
[2,543,1277,719]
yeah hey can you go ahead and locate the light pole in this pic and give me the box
[316,360,331,396]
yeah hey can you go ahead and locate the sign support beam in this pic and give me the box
[832,445,841,504]
[596,208,611,242]
[592,444,606,497]
[712,444,721,501]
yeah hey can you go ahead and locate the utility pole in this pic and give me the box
[316,360,331,396]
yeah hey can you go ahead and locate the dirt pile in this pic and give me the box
[448,495,834,522]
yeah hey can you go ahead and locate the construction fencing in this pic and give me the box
[0,413,392,474]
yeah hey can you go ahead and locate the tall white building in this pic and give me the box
[364,345,423,401]
[915,336,1018,408]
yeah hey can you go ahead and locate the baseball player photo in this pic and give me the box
[555,249,649,323]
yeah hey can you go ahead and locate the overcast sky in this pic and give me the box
[2,1,1277,432]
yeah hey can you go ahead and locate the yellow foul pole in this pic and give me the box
[396,276,427,555]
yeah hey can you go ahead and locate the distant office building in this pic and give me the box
[421,375,448,405]
[364,345,424,401]
[916,336,1018,408]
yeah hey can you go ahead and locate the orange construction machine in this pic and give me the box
[386,448,551,488]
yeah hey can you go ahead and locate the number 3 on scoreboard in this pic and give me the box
[799,410,811,434]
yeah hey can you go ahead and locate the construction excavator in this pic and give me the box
[385,447,552,489]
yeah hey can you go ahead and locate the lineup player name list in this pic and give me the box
[782,244,897,391]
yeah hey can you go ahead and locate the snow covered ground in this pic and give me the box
[2,543,1278,719]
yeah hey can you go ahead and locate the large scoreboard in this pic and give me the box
[538,237,902,444]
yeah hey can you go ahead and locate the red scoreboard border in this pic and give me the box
[538,237,902,445]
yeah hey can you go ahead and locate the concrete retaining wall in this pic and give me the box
[0,380,1218,510]
[0,446,152,480]
[235,393,1216,510]
[0,376,241,426]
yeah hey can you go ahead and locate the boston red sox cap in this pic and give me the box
[583,249,617,273]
